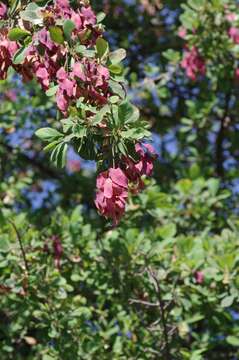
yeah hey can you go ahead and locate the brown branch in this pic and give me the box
[9,220,29,273]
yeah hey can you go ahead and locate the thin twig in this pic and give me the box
[145,348,161,356]
[129,298,160,307]
[147,318,162,331]
[168,326,177,337]
[147,267,171,359]
[9,220,29,273]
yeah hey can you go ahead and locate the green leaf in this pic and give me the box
[49,26,64,45]
[118,101,139,124]
[176,179,193,194]
[63,19,75,40]
[163,49,180,63]
[109,80,125,98]
[221,295,234,308]
[109,95,120,104]
[109,49,126,64]
[75,45,95,57]
[45,85,59,97]
[207,178,220,196]
[20,3,43,25]
[35,128,63,141]
[121,128,150,140]
[125,105,139,123]
[158,224,177,239]
[189,163,200,179]
[61,118,75,133]
[43,140,60,152]
[0,236,10,253]
[96,12,106,23]
[9,0,21,17]
[73,124,87,138]
[186,314,204,324]
[90,105,109,126]
[8,28,30,41]
[96,38,109,59]
[188,0,206,10]
[117,141,128,156]
[118,101,134,121]
[71,274,81,282]
[109,64,123,75]
[180,7,199,30]
[12,46,29,65]
[42,355,57,360]
[50,142,68,168]
[226,336,239,347]
[59,143,68,168]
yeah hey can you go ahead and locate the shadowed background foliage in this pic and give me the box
[1,0,239,359]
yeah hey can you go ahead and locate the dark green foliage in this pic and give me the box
[1,0,239,359]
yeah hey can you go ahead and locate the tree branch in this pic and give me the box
[9,220,29,274]
[129,298,160,307]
